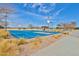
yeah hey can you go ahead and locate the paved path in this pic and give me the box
[32,31,79,56]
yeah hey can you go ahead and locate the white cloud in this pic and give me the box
[52,8,65,19]
[26,11,44,18]
[38,3,56,14]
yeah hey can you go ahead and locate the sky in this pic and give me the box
[0,3,79,28]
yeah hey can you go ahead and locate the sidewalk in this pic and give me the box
[32,31,79,56]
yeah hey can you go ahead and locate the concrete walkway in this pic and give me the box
[32,31,79,56]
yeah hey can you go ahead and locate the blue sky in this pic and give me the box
[0,3,79,28]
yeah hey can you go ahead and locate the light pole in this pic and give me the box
[4,13,8,31]
[47,20,51,29]
[0,8,15,31]
[46,16,52,30]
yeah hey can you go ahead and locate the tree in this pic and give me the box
[0,25,4,28]
[70,21,76,29]
[56,24,61,29]
[41,26,49,31]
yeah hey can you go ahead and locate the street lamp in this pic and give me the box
[47,20,51,28]
[45,16,52,29]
